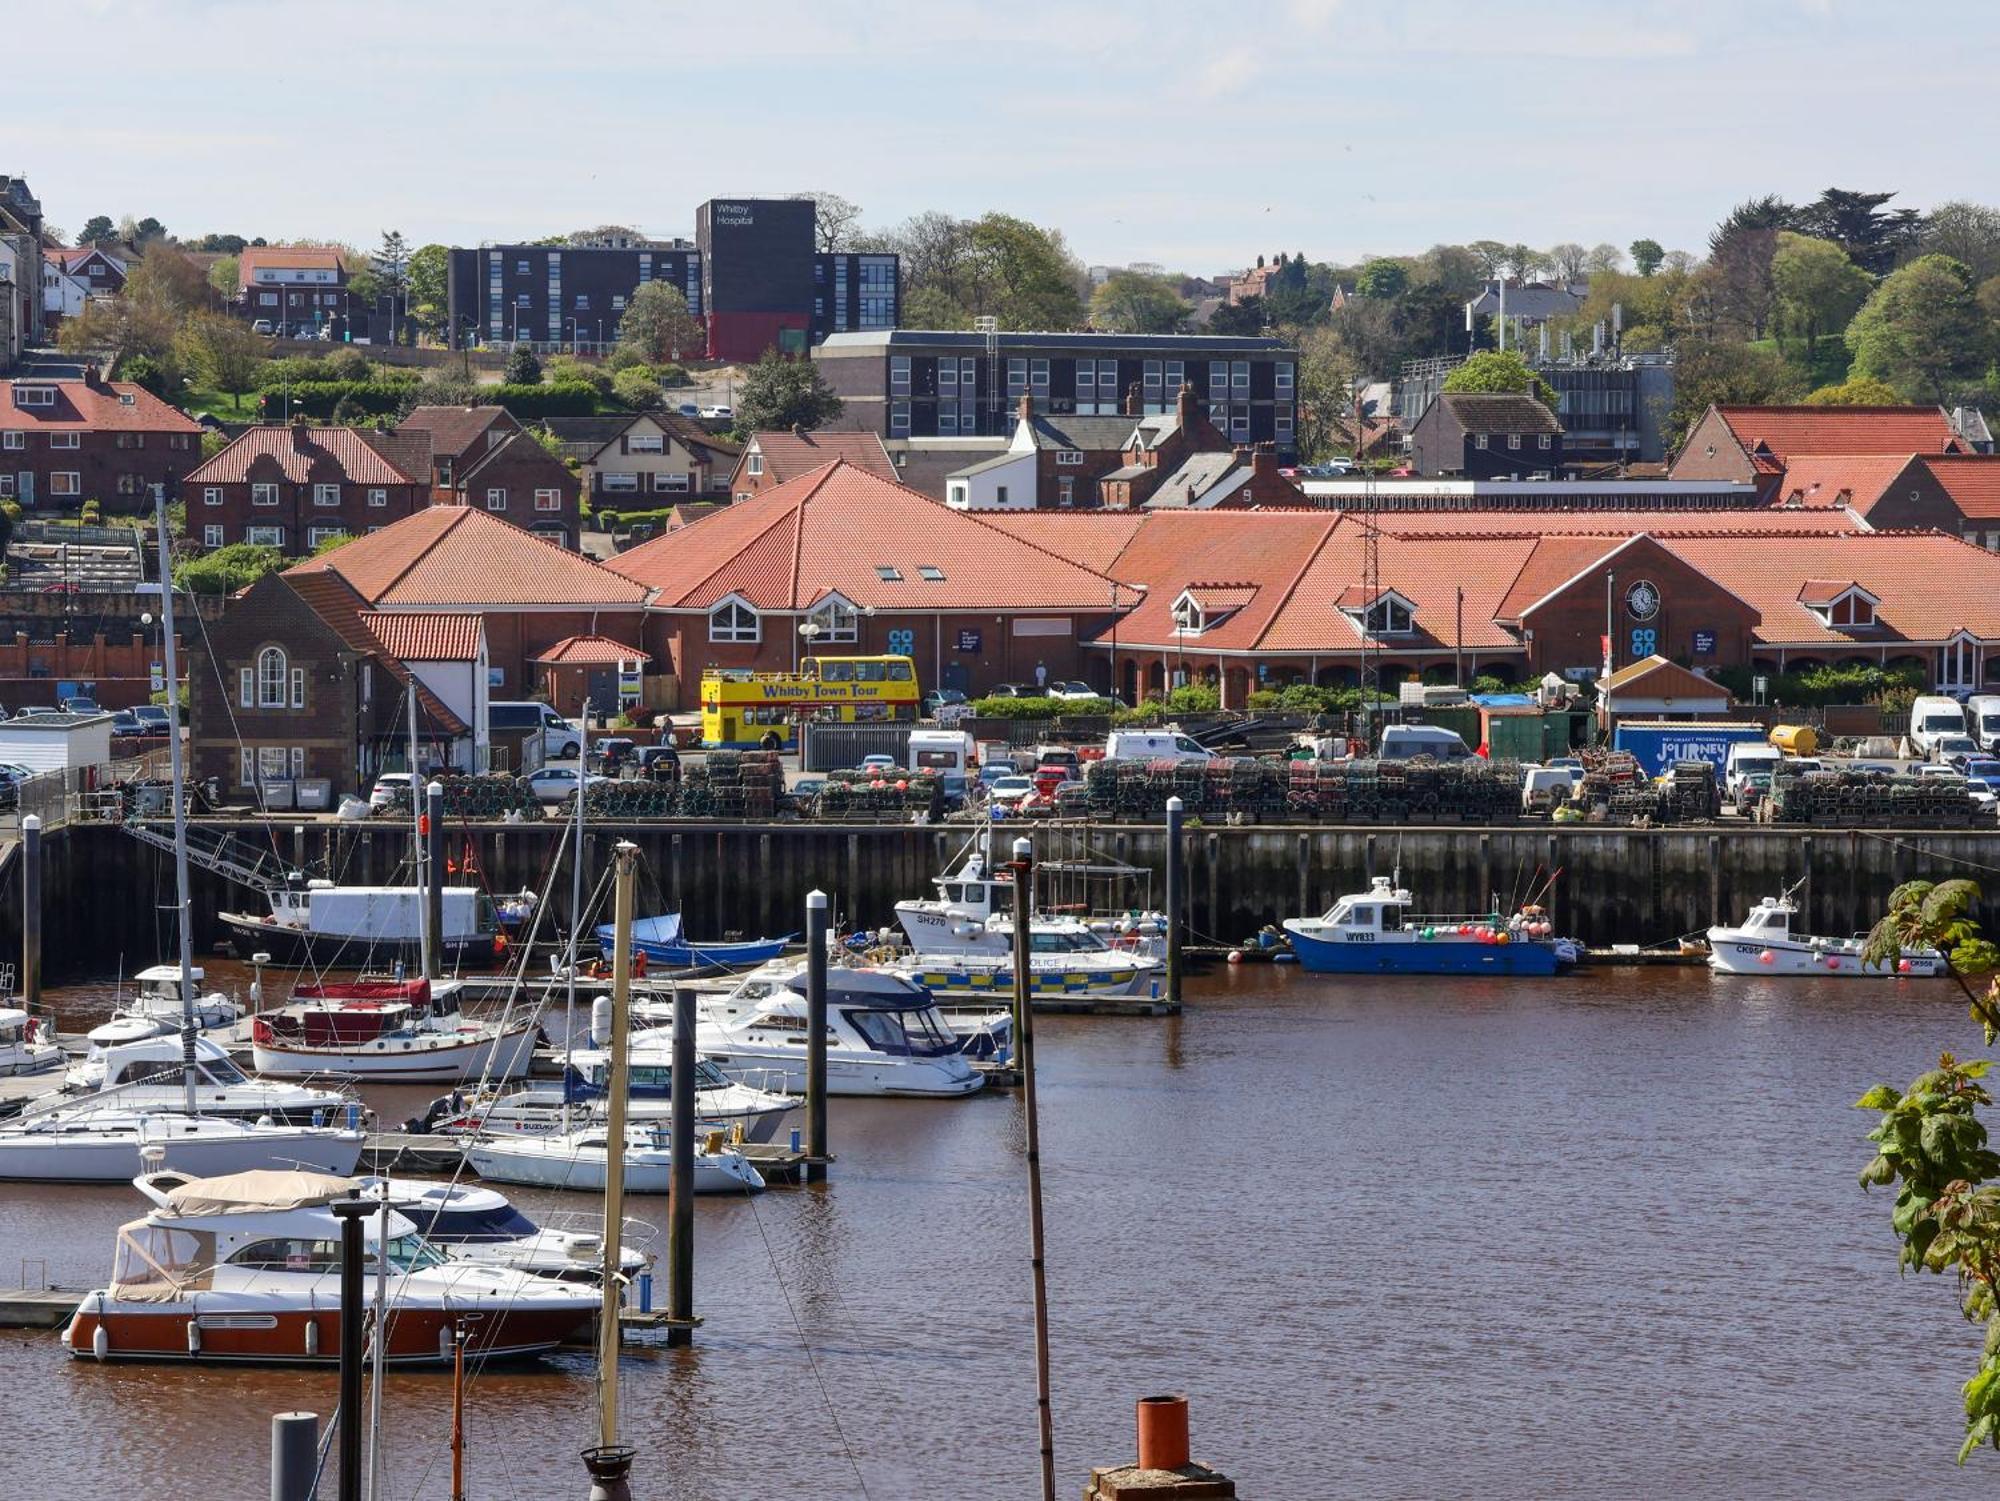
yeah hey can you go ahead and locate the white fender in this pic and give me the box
[305,1317,320,1357]
[91,1321,108,1360]
[186,1319,201,1355]
[439,1324,453,1360]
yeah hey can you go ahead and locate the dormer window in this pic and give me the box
[809,596,858,643]
[1799,580,1878,629]
[1172,596,1203,634]
[1366,596,1414,633]
[1337,587,1417,636]
[14,386,54,408]
[708,597,760,644]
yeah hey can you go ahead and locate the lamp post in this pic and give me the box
[796,620,821,675]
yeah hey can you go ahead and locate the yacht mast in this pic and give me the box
[563,701,589,1131]
[408,677,427,977]
[151,484,197,1117]
[597,842,639,1451]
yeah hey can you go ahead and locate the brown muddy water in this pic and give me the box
[0,961,1991,1499]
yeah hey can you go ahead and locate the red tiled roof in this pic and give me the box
[1796,578,1866,607]
[532,634,651,665]
[614,459,1127,611]
[1493,535,1624,620]
[1184,583,1260,613]
[237,246,344,288]
[1767,454,1913,512]
[1368,507,1863,537]
[1262,528,1543,653]
[187,425,422,486]
[364,613,482,662]
[1663,531,2000,646]
[743,430,895,484]
[978,512,1151,574]
[1916,455,2000,521]
[1087,512,1345,651]
[289,506,649,609]
[396,406,518,463]
[0,378,200,433]
[1715,405,1960,462]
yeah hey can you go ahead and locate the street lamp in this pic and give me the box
[796,620,821,674]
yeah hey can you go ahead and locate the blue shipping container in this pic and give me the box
[1612,720,1768,778]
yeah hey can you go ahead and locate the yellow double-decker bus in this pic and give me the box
[699,655,921,748]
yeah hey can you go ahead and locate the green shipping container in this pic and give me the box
[1482,708,1571,762]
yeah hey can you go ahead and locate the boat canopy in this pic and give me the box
[163,1168,359,1215]
[109,1218,217,1302]
[297,978,434,1007]
[628,914,685,947]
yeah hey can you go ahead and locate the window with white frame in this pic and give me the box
[746,454,763,477]
[889,356,911,398]
[258,745,288,782]
[1056,449,1084,465]
[1473,433,1489,450]
[0,476,12,496]
[890,401,910,436]
[656,473,690,493]
[1209,360,1228,396]
[629,434,664,454]
[252,483,279,506]
[50,432,78,449]
[811,598,858,642]
[1,431,21,449]
[1508,434,1522,449]
[1276,409,1295,439]
[485,488,507,511]
[1538,434,1552,450]
[1172,595,1203,634]
[938,409,958,434]
[313,483,339,507]
[939,360,958,392]
[1030,359,1049,395]
[203,525,223,547]
[1232,361,1250,392]
[203,486,222,507]
[49,472,78,495]
[1275,362,1295,396]
[1057,476,1074,507]
[238,746,255,786]
[259,292,277,306]
[708,598,759,643]
[1230,406,1250,439]
[306,526,346,551]
[534,488,561,512]
[367,488,387,507]
[1365,596,1413,634]
[601,473,638,492]
[257,647,289,708]
[14,387,53,407]
[247,525,283,547]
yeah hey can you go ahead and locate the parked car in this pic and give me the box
[938,772,971,810]
[984,683,1031,699]
[637,745,681,781]
[699,405,733,420]
[1933,734,1980,766]
[252,320,275,335]
[1044,681,1096,702]
[677,403,701,417]
[367,773,413,810]
[790,776,827,801]
[109,711,145,737]
[923,688,969,717]
[589,737,638,775]
[132,706,174,735]
[986,775,1037,808]
[60,696,100,714]
[858,753,898,775]
[526,767,611,804]
[977,762,1018,787]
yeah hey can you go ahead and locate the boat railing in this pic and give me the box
[16,1065,361,1124]
[729,1066,793,1101]
[537,1209,659,1248]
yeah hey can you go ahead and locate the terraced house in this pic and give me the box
[183,425,428,553]
[0,368,202,512]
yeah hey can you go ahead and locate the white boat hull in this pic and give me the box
[0,1120,364,1182]
[1706,929,1944,977]
[253,1021,540,1082]
[467,1138,764,1195]
[698,1045,983,1098]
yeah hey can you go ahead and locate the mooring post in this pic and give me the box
[805,889,830,1183]
[270,1410,318,1501]
[1164,798,1184,1012]
[329,1196,372,1501]
[1708,834,1722,928]
[21,812,41,1014]
[1008,834,1058,1501]
[668,882,696,1344]
[424,781,445,980]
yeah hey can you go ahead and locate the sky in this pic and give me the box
[15,0,2000,273]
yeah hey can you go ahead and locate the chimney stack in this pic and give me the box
[1125,382,1143,418]
[1017,392,1033,426]
[81,362,102,390]
[1175,382,1194,428]
[790,422,806,437]
[1250,442,1279,478]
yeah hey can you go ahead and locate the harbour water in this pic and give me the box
[1,962,1993,1499]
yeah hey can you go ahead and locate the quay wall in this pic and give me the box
[8,820,1996,979]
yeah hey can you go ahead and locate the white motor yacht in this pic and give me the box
[467,1121,766,1195]
[64,1168,595,1363]
[0,1110,364,1182]
[361,1178,653,1284]
[422,1054,795,1143]
[668,966,985,1098]
[61,1034,351,1123]
[0,1007,61,1076]
[895,848,1166,960]
[85,965,241,1047]
[1707,892,1946,977]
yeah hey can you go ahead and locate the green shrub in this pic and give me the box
[545,357,612,396]
[80,500,101,524]
[255,380,411,419]
[1707,660,1925,708]
[174,541,286,596]
[612,366,665,410]
[969,695,1063,719]
[0,500,22,522]
[486,381,599,419]
[504,345,542,385]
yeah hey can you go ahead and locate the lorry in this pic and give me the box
[1611,720,1770,779]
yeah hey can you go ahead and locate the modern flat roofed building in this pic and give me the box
[447,244,702,352]
[814,330,1300,450]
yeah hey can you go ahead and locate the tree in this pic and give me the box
[1354,258,1409,299]
[793,192,864,253]
[1414,244,1488,299]
[504,344,543,385]
[1846,254,1993,403]
[901,284,969,330]
[1855,880,2000,1463]
[1924,202,2000,286]
[1289,325,1363,462]
[1630,239,1665,277]
[373,230,410,342]
[1466,240,1509,277]
[614,282,704,364]
[611,366,666,410]
[1771,232,1872,351]
[1709,194,1800,251]
[1548,242,1588,281]
[206,256,239,300]
[175,314,265,412]
[1803,375,1904,405]
[126,245,210,317]
[1704,225,1781,338]
[1798,187,1924,276]
[732,348,842,436]
[1584,243,1625,274]
[1088,271,1190,334]
[963,213,1086,329]
[174,542,287,595]
[194,233,248,255]
[1391,282,1466,361]
[405,244,449,339]
[1442,349,1557,410]
[1663,339,1805,443]
[1206,298,1266,337]
[76,215,115,247]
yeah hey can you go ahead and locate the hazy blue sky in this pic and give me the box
[17,0,1996,271]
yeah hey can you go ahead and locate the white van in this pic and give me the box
[488,700,582,762]
[907,729,975,775]
[1377,725,1471,760]
[1910,695,1969,756]
[1966,695,2000,753]
[1103,730,1209,763]
[1724,743,1783,804]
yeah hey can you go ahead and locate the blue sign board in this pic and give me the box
[956,629,982,653]
[1692,630,1716,655]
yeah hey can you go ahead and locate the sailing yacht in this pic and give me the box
[421,1054,795,1142]
[60,1034,350,1123]
[467,1121,767,1195]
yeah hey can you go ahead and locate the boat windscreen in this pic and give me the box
[843,1005,960,1058]
[409,1203,540,1243]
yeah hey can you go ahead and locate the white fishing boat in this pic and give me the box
[0,1007,61,1076]
[361,1178,653,1285]
[249,978,542,1083]
[63,1168,596,1364]
[467,1121,766,1195]
[672,966,985,1098]
[60,1034,350,1123]
[1707,891,1946,977]
[894,846,1167,962]
[219,881,509,968]
[0,1110,364,1182]
[85,965,240,1047]
[419,1055,795,1143]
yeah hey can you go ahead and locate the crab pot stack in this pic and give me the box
[370,774,539,819]
[815,769,942,820]
[573,780,679,820]
[1081,754,1523,823]
[1768,767,1973,828]
[1662,761,1720,823]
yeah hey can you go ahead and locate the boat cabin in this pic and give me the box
[90,1035,253,1089]
[1318,877,1415,934]
[1733,897,1798,939]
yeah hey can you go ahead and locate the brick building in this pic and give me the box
[729,429,894,501]
[393,405,522,497]
[1405,393,1565,479]
[450,430,581,547]
[0,369,203,512]
[583,413,739,505]
[184,425,428,554]
[1669,404,1964,491]
[610,458,1132,698]
[234,247,355,339]
[1097,386,1237,509]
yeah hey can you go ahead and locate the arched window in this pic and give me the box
[257,647,288,708]
[811,598,858,643]
[708,599,760,644]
